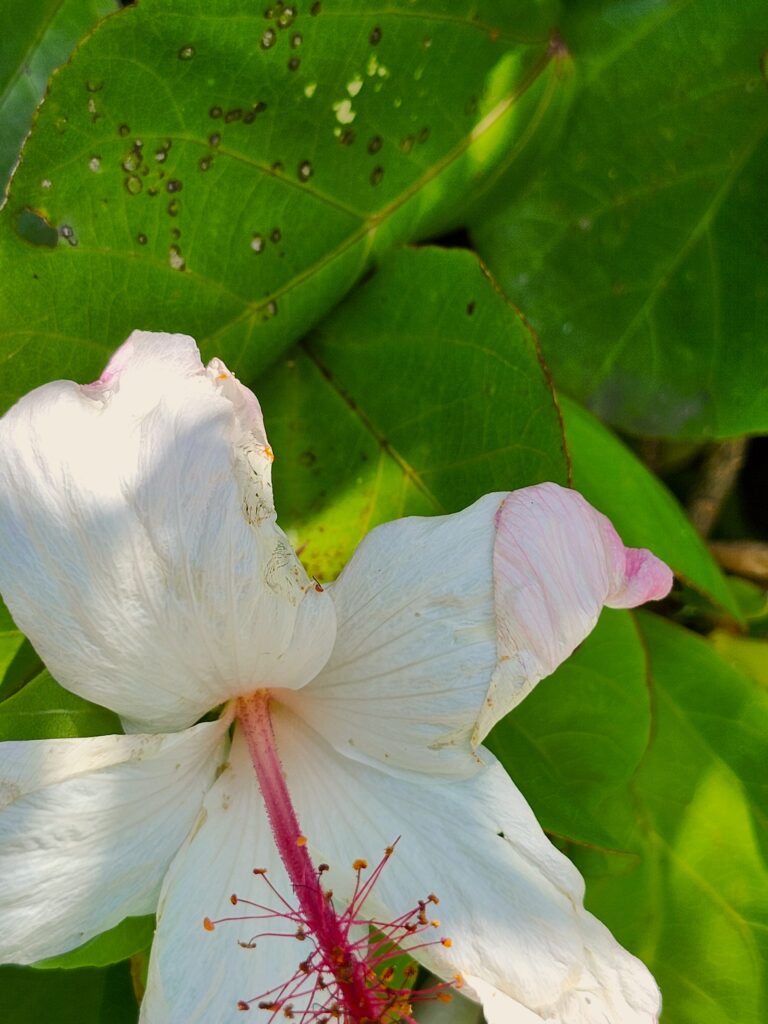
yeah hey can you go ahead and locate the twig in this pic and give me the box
[688,439,747,537]
[708,541,768,584]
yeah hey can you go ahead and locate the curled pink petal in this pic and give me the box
[602,527,674,608]
[477,483,673,744]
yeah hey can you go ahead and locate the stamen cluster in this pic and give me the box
[204,841,461,1023]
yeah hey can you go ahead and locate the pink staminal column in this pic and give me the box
[235,690,382,1022]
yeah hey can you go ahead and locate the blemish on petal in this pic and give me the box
[189,807,208,840]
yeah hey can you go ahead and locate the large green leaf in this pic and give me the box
[569,613,768,1024]
[486,608,650,850]
[473,0,768,439]
[0,0,568,415]
[0,962,137,1024]
[0,669,122,740]
[560,395,741,619]
[0,0,115,187]
[259,245,569,580]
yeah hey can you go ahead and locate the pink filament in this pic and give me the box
[236,692,388,1021]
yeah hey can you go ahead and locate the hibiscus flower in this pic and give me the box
[0,332,672,1024]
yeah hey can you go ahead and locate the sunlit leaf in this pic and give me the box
[711,631,768,689]
[568,613,768,1024]
[35,917,155,971]
[0,0,566,414]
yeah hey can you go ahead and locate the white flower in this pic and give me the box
[0,332,672,1024]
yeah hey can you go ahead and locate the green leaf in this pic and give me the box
[0,0,566,415]
[259,245,569,580]
[486,608,650,850]
[472,0,768,439]
[569,613,768,1024]
[0,669,122,740]
[0,597,44,704]
[725,576,768,626]
[0,0,116,187]
[0,962,137,1024]
[711,631,768,689]
[560,395,741,619]
[34,917,154,971]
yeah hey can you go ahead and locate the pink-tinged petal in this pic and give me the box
[141,729,315,1024]
[271,705,661,1024]
[0,332,335,732]
[291,485,671,775]
[0,721,226,964]
[480,483,673,742]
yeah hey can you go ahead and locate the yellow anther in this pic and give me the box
[263,445,275,463]
[203,917,215,932]
[296,834,307,847]
[353,858,368,871]
[441,937,453,948]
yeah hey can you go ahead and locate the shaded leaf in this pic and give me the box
[560,395,741,619]
[473,0,768,438]
[725,576,768,626]
[260,245,568,580]
[0,962,137,1024]
[0,0,566,414]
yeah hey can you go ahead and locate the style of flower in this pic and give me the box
[0,332,672,1024]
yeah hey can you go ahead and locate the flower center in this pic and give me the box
[203,690,459,1022]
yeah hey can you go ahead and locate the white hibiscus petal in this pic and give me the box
[0,721,226,964]
[290,484,670,775]
[461,977,549,1024]
[271,705,661,1024]
[0,331,335,732]
[141,728,315,1024]
[285,493,504,776]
